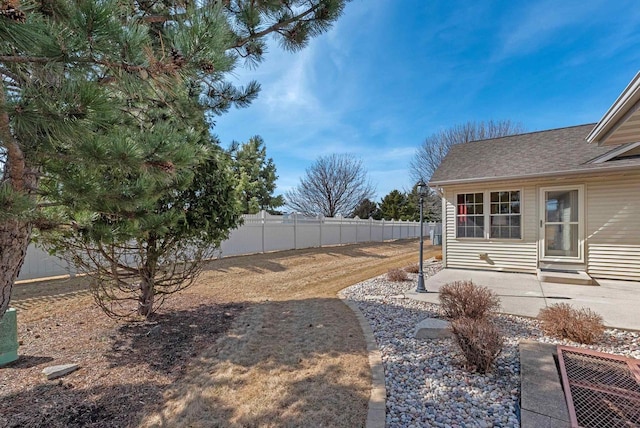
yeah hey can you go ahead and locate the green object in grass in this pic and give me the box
[0,308,18,366]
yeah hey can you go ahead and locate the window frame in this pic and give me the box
[489,190,522,240]
[455,192,485,239]
[455,189,523,240]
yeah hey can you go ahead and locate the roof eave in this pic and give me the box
[587,71,640,146]
[428,163,640,187]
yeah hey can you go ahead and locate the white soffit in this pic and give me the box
[587,71,640,146]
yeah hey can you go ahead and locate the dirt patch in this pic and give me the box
[2,240,440,427]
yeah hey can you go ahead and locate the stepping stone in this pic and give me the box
[42,363,80,380]
[414,318,452,339]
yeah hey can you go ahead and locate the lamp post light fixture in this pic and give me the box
[416,180,429,293]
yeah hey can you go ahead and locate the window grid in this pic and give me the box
[456,190,522,240]
[490,191,521,239]
[456,193,484,238]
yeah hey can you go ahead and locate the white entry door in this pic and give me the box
[539,186,584,263]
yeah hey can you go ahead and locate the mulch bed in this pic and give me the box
[0,295,245,428]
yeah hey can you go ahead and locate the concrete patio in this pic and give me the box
[406,268,640,330]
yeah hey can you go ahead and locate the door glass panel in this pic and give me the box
[545,224,578,257]
[545,190,578,222]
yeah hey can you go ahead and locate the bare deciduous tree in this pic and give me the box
[410,120,525,183]
[285,154,376,217]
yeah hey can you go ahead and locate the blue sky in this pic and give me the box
[214,0,640,202]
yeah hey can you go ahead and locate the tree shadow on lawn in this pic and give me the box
[107,302,245,374]
[2,300,244,428]
[147,361,368,428]
[4,297,372,427]
[4,355,54,369]
[205,239,415,274]
[1,381,170,428]
[136,297,371,427]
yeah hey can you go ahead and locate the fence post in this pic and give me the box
[339,215,342,245]
[355,217,358,243]
[293,212,298,250]
[369,217,373,242]
[319,215,323,247]
[261,210,266,253]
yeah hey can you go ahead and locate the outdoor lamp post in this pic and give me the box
[416,180,429,293]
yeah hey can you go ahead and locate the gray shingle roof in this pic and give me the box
[429,124,640,185]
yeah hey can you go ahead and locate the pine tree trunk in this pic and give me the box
[0,220,31,316]
[0,98,36,316]
[138,276,155,318]
[138,239,158,318]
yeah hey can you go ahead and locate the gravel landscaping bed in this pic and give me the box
[341,264,640,428]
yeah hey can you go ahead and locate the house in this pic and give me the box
[429,73,640,283]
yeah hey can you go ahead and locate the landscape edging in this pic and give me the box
[338,293,386,428]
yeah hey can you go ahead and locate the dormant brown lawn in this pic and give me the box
[2,240,439,427]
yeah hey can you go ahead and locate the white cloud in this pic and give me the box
[494,0,606,61]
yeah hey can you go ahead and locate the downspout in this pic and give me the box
[430,186,446,267]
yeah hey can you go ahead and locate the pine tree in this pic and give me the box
[227,136,283,214]
[352,198,381,219]
[46,136,242,319]
[0,0,348,317]
[405,183,441,222]
[379,190,409,220]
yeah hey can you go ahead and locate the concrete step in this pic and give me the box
[537,269,595,286]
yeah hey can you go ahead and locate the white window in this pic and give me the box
[456,190,521,239]
[456,193,484,238]
[490,191,521,239]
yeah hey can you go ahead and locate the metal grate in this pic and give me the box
[557,345,640,428]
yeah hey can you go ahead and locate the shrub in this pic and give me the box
[451,317,503,373]
[439,280,500,320]
[404,264,420,274]
[386,268,409,282]
[538,303,604,344]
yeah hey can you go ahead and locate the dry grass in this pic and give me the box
[3,240,441,427]
[538,303,604,344]
[386,268,409,282]
[451,317,503,374]
[404,263,420,274]
[439,280,501,320]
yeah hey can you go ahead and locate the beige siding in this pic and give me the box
[443,184,538,273]
[586,174,640,280]
[441,170,640,280]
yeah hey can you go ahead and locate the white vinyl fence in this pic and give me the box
[17,211,440,281]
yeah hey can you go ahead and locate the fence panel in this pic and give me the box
[18,245,76,281]
[264,223,295,252]
[339,221,357,244]
[17,212,438,281]
[295,223,320,249]
[220,223,262,256]
[320,223,340,246]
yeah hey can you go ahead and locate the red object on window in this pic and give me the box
[458,204,467,223]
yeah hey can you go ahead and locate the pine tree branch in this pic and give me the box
[0,68,25,87]
[0,55,150,74]
[231,3,322,49]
